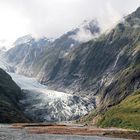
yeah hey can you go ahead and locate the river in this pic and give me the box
[0,125,130,140]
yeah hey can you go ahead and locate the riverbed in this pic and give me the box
[0,125,131,140]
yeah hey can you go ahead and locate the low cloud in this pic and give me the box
[70,20,100,42]
[70,28,97,42]
[0,0,140,42]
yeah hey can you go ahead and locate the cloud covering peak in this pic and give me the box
[0,0,140,43]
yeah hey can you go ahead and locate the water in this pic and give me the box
[0,125,130,140]
[113,49,125,69]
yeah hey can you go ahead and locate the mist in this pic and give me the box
[0,0,140,42]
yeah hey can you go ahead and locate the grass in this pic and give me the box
[98,90,140,130]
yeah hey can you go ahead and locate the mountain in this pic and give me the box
[0,68,29,123]
[4,20,100,77]
[5,35,51,76]
[74,7,140,129]
[39,7,140,128]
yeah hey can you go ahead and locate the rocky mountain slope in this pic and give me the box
[38,7,140,128]
[76,7,140,130]
[98,90,140,130]
[5,20,100,78]
[0,68,29,123]
[40,7,140,108]
[4,35,51,76]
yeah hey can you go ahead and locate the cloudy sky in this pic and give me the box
[0,0,140,43]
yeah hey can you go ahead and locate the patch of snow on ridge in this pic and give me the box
[14,35,33,46]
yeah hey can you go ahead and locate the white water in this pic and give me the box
[0,55,13,71]
[113,49,125,68]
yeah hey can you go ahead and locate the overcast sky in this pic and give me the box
[0,0,140,43]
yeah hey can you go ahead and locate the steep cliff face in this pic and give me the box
[0,68,29,123]
[96,7,140,110]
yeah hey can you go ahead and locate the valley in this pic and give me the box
[0,5,140,140]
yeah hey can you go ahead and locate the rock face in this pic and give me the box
[0,68,29,123]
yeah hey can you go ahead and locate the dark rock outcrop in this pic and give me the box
[0,68,29,123]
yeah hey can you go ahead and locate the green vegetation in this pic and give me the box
[100,63,140,110]
[98,90,140,130]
